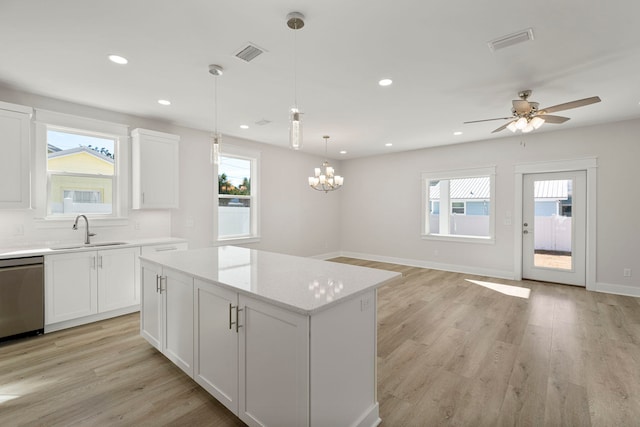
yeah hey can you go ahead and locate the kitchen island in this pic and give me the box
[139,246,401,427]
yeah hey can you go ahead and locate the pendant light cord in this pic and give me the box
[293,21,298,107]
[214,76,218,133]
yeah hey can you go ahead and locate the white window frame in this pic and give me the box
[33,109,129,227]
[421,166,496,244]
[214,144,260,244]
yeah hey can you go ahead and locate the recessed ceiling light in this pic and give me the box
[240,125,249,129]
[454,131,463,136]
[340,150,347,154]
[108,54,128,65]
[157,99,171,106]
[385,143,393,147]
[378,79,393,87]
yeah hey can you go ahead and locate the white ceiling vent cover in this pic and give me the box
[234,43,266,62]
[488,28,534,52]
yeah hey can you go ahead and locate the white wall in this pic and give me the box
[0,85,342,257]
[339,118,640,294]
[0,87,174,247]
[2,84,637,295]
[171,130,342,257]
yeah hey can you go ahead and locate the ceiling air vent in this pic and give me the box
[488,28,534,52]
[255,119,271,126]
[234,43,266,62]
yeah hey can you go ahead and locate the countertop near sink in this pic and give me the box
[0,237,187,260]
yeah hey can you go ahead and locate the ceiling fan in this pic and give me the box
[464,90,601,134]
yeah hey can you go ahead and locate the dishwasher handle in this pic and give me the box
[0,256,44,268]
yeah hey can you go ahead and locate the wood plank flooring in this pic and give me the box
[1,258,639,426]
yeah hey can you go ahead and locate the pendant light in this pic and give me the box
[287,12,305,150]
[209,64,223,165]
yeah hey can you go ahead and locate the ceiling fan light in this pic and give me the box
[515,117,528,130]
[507,122,518,132]
[522,123,534,133]
[531,116,545,129]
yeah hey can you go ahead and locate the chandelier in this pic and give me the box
[286,12,305,150]
[208,64,223,165]
[308,136,344,192]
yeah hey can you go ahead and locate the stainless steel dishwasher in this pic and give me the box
[0,256,44,342]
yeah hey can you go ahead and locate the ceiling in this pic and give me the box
[1,0,639,159]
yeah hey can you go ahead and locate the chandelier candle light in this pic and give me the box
[209,64,223,165]
[309,136,344,192]
[287,12,305,150]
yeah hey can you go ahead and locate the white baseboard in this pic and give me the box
[309,251,342,260]
[45,305,139,333]
[594,282,640,298]
[338,251,516,280]
[354,402,381,427]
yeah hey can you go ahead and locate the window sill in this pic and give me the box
[35,216,129,229]
[214,236,261,246]
[421,234,495,244]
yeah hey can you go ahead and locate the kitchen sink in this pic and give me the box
[50,241,128,250]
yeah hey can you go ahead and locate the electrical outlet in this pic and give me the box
[623,268,632,277]
[186,217,194,227]
[13,224,24,236]
[360,297,371,312]
[134,221,140,230]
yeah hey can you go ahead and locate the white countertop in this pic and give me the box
[0,237,187,260]
[141,246,402,315]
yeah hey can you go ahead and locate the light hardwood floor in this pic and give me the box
[1,258,639,426]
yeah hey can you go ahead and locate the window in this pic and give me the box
[451,201,465,215]
[34,109,129,223]
[47,129,116,215]
[422,167,495,242]
[215,146,260,242]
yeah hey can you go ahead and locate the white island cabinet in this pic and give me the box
[140,246,401,427]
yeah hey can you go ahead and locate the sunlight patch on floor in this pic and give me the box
[0,394,20,404]
[465,279,531,299]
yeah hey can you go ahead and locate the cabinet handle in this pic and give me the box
[229,303,236,330]
[236,306,243,333]
[142,192,145,204]
[92,256,96,270]
[154,246,177,252]
[98,255,103,269]
[156,274,160,293]
[159,276,166,294]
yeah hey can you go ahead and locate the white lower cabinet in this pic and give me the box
[193,279,309,427]
[140,260,194,376]
[45,246,139,325]
[45,251,98,324]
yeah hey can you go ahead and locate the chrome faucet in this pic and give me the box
[72,215,96,244]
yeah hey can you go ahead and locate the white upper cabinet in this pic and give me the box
[0,101,32,208]
[131,128,179,209]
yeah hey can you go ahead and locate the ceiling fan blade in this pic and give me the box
[538,115,570,124]
[491,121,514,133]
[464,117,513,124]
[512,100,531,114]
[540,96,601,114]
